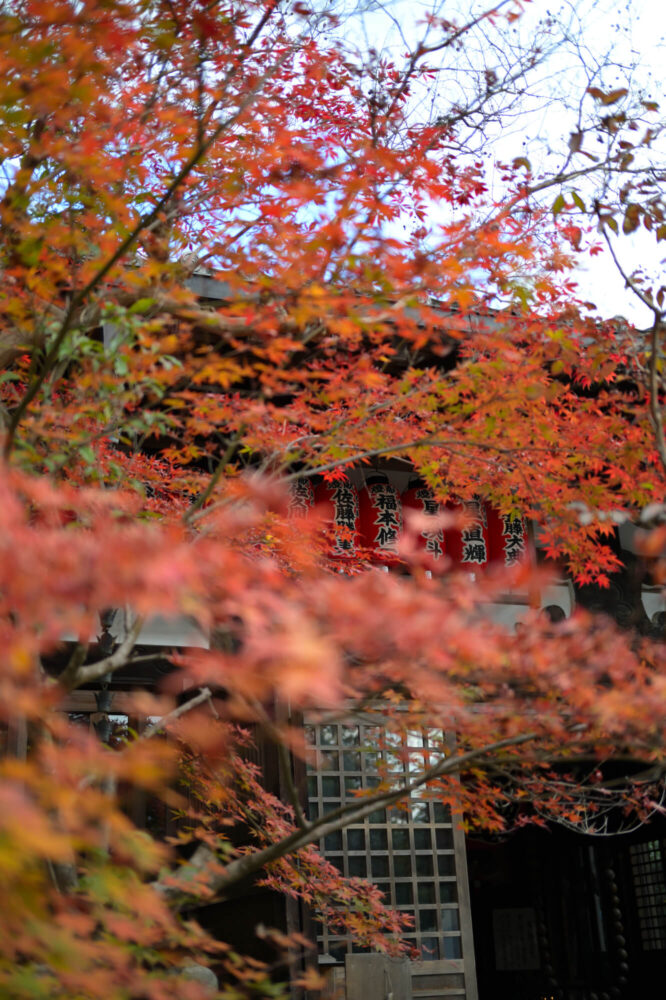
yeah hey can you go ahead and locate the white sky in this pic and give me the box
[523,0,666,327]
[336,0,666,326]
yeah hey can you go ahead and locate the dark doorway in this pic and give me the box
[466,822,666,999]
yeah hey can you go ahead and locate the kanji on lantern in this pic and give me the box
[314,479,360,557]
[487,505,528,566]
[401,478,446,564]
[359,474,403,562]
[288,478,315,518]
[446,496,489,569]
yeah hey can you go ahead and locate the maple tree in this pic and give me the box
[1,0,666,996]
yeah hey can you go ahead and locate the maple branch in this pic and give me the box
[383,0,514,123]
[154,730,539,906]
[184,425,246,525]
[142,687,218,740]
[3,5,285,459]
[59,617,144,691]
[600,226,659,316]
[329,44,566,279]
[191,433,513,523]
[284,436,553,482]
[278,394,417,460]
[490,147,658,227]
[62,641,89,680]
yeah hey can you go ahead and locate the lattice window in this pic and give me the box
[630,839,666,951]
[305,721,463,963]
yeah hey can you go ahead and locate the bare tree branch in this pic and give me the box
[142,687,218,739]
[600,228,666,474]
[59,617,144,691]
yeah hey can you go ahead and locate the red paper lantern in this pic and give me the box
[445,496,489,570]
[487,505,528,567]
[314,479,360,558]
[287,478,315,518]
[401,478,446,565]
[359,474,403,562]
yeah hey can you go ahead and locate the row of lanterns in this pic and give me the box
[288,474,528,570]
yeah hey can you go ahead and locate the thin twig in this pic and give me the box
[142,687,217,740]
[184,425,246,524]
[283,436,555,482]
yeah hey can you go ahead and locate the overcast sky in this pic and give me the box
[538,0,666,326]
[339,0,666,326]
